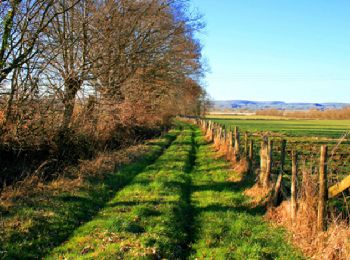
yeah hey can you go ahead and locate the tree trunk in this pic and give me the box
[62,77,81,130]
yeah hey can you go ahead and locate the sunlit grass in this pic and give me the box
[0,131,178,259]
[189,130,304,259]
[48,125,194,259]
[1,122,304,259]
[207,114,350,139]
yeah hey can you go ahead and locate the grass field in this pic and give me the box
[207,114,350,139]
[206,114,350,174]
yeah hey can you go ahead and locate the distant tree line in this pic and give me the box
[256,107,350,119]
[0,0,207,147]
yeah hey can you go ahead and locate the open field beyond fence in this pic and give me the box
[199,116,350,222]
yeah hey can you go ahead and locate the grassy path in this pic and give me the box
[188,128,303,259]
[46,123,303,259]
[48,124,194,258]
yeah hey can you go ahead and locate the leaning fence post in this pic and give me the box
[291,150,298,224]
[272,140,287,206]
[317,145,328,231]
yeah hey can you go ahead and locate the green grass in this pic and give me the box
[206,114,350,210]
[188,129,303,259]
[207,115,350,139]
[48,124,194,259]
[1,122,304,259]
[0,131,178,259]
[47,123,303,259]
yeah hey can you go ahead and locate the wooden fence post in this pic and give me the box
[227,130,233,160]
[220,126,223,145]
[211,127,215,143]
[259,136,268,185]
[263,139,273,187]
[272,140,287,206]
[234,126,240,161]
[244,132,249,158]
[280,140,286,172]
[249,139,254,174]
[213,124,216,143]
[217,126,222,147]
[222,127,226,151]
[317,145,328,231]
[291,150,298,224]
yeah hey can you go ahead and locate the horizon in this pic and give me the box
[190,0,350,103]
[213,99,350,104]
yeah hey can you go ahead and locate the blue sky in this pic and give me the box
[190,0,350,102]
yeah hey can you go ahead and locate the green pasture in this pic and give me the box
[206,115,350,139]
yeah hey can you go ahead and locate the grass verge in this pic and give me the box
[0,130,178,259]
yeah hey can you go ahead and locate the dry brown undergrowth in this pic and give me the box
[244,183,271,206]
[266,201,350,260]
[0,143,150,210]
[244,169,350,260]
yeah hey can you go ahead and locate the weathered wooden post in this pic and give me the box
[291,150,298,224]
[244,132,249,158]
[213,124,217,144]
[234,126,240,161]
[259,136,268,185]
[227,130,233,160]
[272,140,287,206]
[221,126,226,151]
[209,121,213,137]
[219,126,223,147]
[206,121,209,137]
[263,139,273,187]
[280,140,287,172]
[249,139,254,174]
[211,127,215,143]
[317,145,328,231]
[216,125,221,146]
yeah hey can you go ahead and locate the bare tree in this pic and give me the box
[42,0,91,129]
[0,0,79,83]
[0,0,80,132]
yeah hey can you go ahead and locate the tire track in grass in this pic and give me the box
[47,124,195,259]
[182,125,198,259]
[188,126,304,259]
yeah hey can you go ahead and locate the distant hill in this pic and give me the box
[212,100,349,111]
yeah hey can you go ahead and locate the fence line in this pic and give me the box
[191,118,350,231]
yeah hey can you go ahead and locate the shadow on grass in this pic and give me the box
[44,126,199,259]
[187,137,269,257]
[191,169,266,216]
[195,202,266,217]
[0,133,177,260]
